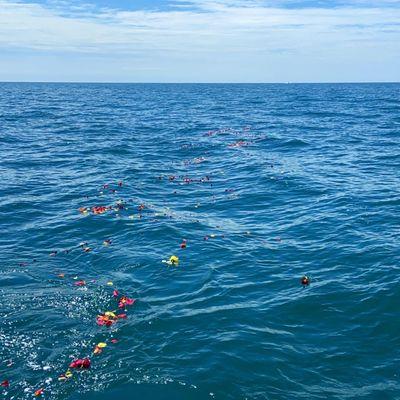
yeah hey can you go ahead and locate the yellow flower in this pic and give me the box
[169,255,179,265]
[105,311,116,318]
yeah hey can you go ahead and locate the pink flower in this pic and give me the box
[69,358,91,369]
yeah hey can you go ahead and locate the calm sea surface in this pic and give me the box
[0,83,399,400]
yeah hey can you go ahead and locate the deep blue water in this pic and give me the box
[0,83,399,400]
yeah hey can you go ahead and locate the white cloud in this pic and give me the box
[0,0,399,81]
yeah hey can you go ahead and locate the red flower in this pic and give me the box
[96,312,120,327]
[1,380,9,388]
[118,296,135,308]
[301,276,310,286]
[74,280,86,287]
[69,358,91,369]
[92,206,108,215]
[96,315,114,326]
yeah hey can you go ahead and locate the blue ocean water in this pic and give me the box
[0,83,399,400]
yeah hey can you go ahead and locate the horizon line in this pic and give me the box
[0,81,399,85]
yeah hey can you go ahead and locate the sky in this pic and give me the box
[0,0,399,82]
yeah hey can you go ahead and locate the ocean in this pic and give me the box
[0,82,399,400]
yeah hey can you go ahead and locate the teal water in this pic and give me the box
[0,83,399,400]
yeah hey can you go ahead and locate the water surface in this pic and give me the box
[0,83,399,400]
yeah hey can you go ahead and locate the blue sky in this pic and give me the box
[0,0,399,82]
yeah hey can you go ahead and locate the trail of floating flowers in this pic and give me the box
[1,127,311,398]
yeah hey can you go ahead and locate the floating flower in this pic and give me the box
[301,276,310,286]
[79,207,88,214]
[65,370,73,378]
[162,255,180,266]
[34,388,44,397]
[111,339,118,343]
[93,342,107,355]
[103,239,112,246]
[169,255,179,265]
[96,315,112,326]
[92,206,108,215]
[58,370,73,381]
[113,289,119,297]
[1,380,9,387]
[69,358,91,369]
[228,140,248,148]
[96,311,121,326]
[106,281,113,286]
[180,240,187,249]
[105,311,116,318]
[118,296,135,308]
[74,280,86,287]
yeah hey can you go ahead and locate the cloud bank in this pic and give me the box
[0,0,399,81]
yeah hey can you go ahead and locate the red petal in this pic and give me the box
[126,298,135,305]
